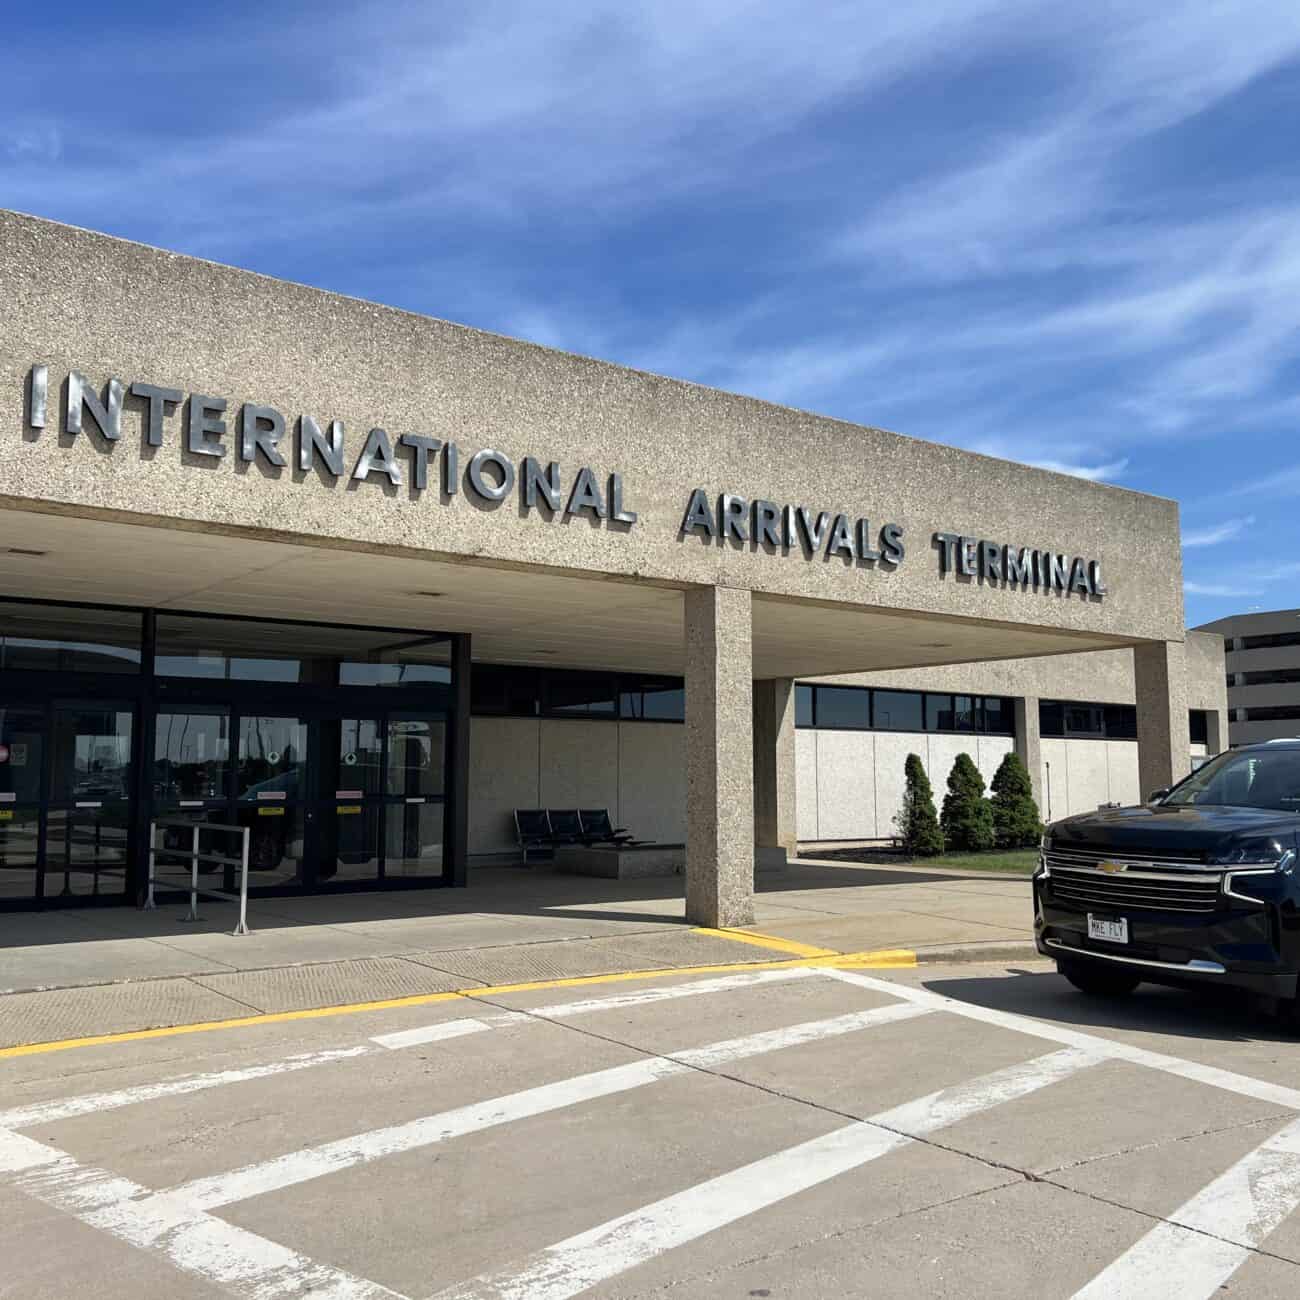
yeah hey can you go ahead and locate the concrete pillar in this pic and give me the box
[684,585,755,928]
[1014,695,1043,816]
[1134,641,1191,799]
[753,677,796,870]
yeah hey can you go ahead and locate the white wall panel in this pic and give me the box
[873,732,925,842]
[1040,738,1070,823]
[469,717,541,854]
[814,731,876,840]
[539,720,621,818]
[618,723,686,843]
[1106,741,1141,808]
[976,735,1014,788]
[795,730,820,840]
[1065,740,1109,817]
[924,735,975,807]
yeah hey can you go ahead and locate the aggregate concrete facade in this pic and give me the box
[684,586,755,927]
[0,211,1183,642]
[0,211,1204,918]
[1133,640,1191,802]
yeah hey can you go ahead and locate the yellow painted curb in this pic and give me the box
[694,926,840,959]
[0,947,919,1060]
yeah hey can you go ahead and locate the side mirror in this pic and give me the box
[1146,789,1170,804]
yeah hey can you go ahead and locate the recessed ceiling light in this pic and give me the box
[414,590,444,598]
[3,547,46,557]
[922,641,952,649]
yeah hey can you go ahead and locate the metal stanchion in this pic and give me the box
[181,821,202,922]
[140,818,251,934]
[232,826,251,937]
[143,819,157,910]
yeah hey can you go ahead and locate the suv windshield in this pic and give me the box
[1163,748,1300,811]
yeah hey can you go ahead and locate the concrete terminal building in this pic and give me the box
[1194,608,1300,747]
[0,211,1225,925]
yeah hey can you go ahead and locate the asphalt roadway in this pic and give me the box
[4,957,1300,1299]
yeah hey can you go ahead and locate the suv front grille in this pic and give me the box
[1045,848,1222,915]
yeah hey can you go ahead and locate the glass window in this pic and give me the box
[0,707,43,802]
[795,684,814,728]
[237,803,304,886]
[0,808,39,902]
[1039,701,1066,737]
[1064,704,1104,736]
[1042,699,1135,739]
[156,614,450,686]
[385,803,444,877]
[1189,710,1210,746]
[471,665,541,716]
[1103,704,1138,740]
[815,687,871,730]
[236,716,307,802]
[953,696,978,731]
[925,694,955,731]
[983,697,1013,736]
[1241,631,1300,651]
[873,690,923,732]
[0,601,141,673]
[154,708,230,804]
[45,806,130,896]
[544,670,617,717]
[1164,748,1300,811]
[51,706,133,803]
[328,718,384,796]
[619,675,684,721]
[337,633,450,689]
[1244,704,1300,723]
[386,717,445,797]
[1241,667,1300,687]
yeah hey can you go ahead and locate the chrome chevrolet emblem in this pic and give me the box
[1097,860,1128,874]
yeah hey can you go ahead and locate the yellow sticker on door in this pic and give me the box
[257,807,286,817]
[336,805,362,815]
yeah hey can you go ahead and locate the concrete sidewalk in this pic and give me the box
[0,859,1034,1049]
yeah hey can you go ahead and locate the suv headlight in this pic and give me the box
[1223,850,1294,905]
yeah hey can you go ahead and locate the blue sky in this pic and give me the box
[4,2,1299,627]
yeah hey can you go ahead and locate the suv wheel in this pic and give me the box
[1058,959,1141,997]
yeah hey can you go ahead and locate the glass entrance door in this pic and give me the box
[314,716,384,886]
[0,705,44,904]
[45,702,133,900]
[236,714,308,888]
[383,714,446,880]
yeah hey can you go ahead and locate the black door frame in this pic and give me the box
[152,677,458,897]
[0,596,471,909]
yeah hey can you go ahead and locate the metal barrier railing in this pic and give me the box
[144,818,252,936]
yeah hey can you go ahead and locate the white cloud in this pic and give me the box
[1182,516,1256,548]
[1222,465,1300,501]
[1184,581,1265,598]
[1021,457,1130,483]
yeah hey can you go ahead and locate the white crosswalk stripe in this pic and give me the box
[824,968,1300,1112]
[428,1047,1100,1300]
[0,1128,405,1300]
[1073,1113,1300,1299]
[0,967,814,1133]
[157,1000,932,1212]
[6,964,1300,1300]
[0,1046,372,1131]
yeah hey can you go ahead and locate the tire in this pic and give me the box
[1058,959,1141,997]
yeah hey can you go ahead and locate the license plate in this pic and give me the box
[1088,914,1129,944]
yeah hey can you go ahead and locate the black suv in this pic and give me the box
[1034,740,1300,1016]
